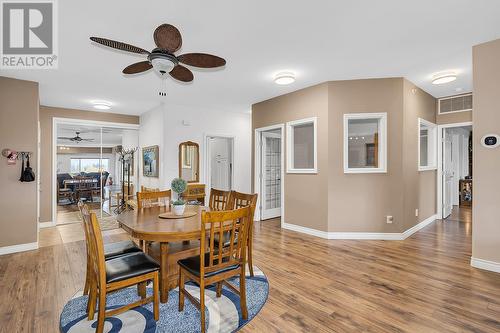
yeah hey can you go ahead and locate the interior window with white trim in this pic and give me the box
[286,117,317,173]
[344,113,387,173]
[418,118,437,171]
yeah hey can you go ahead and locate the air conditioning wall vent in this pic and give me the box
[438,93,472,114]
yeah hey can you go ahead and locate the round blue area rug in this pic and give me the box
[60,266,268,333]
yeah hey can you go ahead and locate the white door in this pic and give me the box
[443,130,454,218]
[261,132,281,220]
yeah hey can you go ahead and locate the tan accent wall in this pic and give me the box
[472,38,500,263]
[0,77,39,247]
[252,78,437,234]
[436,110,472,125]
[328,78,405,232]
[402,80,437,231]
[252,83,329,231]
[39,106,139,222]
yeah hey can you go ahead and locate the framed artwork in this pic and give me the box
[142,145,159,177]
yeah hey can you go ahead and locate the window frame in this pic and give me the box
[343,112,387,174]
[70,157,110,173]
[418,118,437,171]
[286,117,318,174]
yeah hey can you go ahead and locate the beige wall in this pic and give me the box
[252,78,437,234]
[436,110,472,125]
[252,83,329,231]
[328,78,405,232]
[39,106,139,222]
[472,38,500,264]
[0,77,39,247]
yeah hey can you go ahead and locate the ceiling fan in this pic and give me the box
[90,24,226,86]
[57,132,94,143]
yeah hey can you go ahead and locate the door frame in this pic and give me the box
[254,124,285,226]
[51,117,140,227]
[203,134,235,202]
[436,121,472,219]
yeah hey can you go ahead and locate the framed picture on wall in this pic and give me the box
[142,145,159,177]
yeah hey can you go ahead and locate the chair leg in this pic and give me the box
[248,227,254,277]
[87,280,97,320]
[153,272,160,321]
[178,269,185,311]
[216,281,223,298]
[96,288,106,333]
[138,281,147,299]
[200,281,206,333]
[239,268,248,320]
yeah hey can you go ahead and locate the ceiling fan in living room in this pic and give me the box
[57,132,94,143]
[90,23,226,95]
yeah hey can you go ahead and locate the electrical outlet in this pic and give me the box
[415,209,419,217]
[386,216,393,224]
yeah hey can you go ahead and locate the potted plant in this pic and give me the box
[171,177,187,215]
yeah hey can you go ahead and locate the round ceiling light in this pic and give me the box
[431,72,457,85]
[92,101,112,110]
[274,72,295,85]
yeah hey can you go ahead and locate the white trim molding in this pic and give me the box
[418,118,437,171]
[282,214,437,240]
[39,221,56,228]
[0,242,38,256]
[343,112,387,174]
[471,257,500,274]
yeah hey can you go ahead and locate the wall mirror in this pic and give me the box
[179,141,199,183]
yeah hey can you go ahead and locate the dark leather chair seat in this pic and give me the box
[104,240,141,260]
[106,252,160,283]
[178,253,240,278]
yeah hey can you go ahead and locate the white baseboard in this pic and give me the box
[282,214,437,241]
[471,257,500,274]
[39,221,56,228]
[0,242,38,256]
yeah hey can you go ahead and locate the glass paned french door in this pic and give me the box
[261,131,281,219]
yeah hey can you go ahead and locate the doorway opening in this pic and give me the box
[437,122,473,222]
[52,118,139,227]
[254,124,284,223]
[205,136,234,194]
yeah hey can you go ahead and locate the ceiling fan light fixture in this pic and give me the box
[274,72,295,85]
[92,101,112,110]
[431,72,457,85]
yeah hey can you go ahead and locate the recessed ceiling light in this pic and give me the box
[92,101,112,110]
[274,72,295,85]
[431,72,457,85]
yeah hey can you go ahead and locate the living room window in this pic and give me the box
[418,118,437,171]
[286,117,317,173]
[344,113,387,173]
[70,158,110,173]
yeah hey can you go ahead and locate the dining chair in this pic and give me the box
[182,183,206,205]
[136,189,172,209]
[77,202,142,297]
[227,191,258,276]
[178,207,252,333]
[208,188,231,211]
[80,203,160,333]
[141,185,160,192]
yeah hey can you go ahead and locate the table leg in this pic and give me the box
[160,242,169,303]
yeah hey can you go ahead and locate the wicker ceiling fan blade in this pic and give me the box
[90,37,150,55]
[122,61,153,74]
[178,53,226,68]
[153,24,182,53]
[169,65,193,82]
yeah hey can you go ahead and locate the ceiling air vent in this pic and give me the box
[438,93,472,114]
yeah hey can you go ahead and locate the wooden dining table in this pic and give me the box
[117,205,210,303]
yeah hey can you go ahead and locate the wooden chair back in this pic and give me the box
[201,207,251,276]
[182,183,206,205]
[209,188,231,211]
[80,202,106,288]
[141,186,160,192]
[227,191,258,218]
[136,190,172,209]
[77,201,92,261]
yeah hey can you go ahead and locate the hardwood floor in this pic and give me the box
[1,208,499,332]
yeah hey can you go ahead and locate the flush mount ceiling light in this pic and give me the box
[92,101,112,110]
[274,72,295,85]
[431,72,457,85]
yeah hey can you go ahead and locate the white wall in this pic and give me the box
[139,104,251,194]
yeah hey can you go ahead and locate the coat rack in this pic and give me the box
[1,149,33,164]
[114,147,138,214]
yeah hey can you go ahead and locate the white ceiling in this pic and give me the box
[2,0,500,116]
